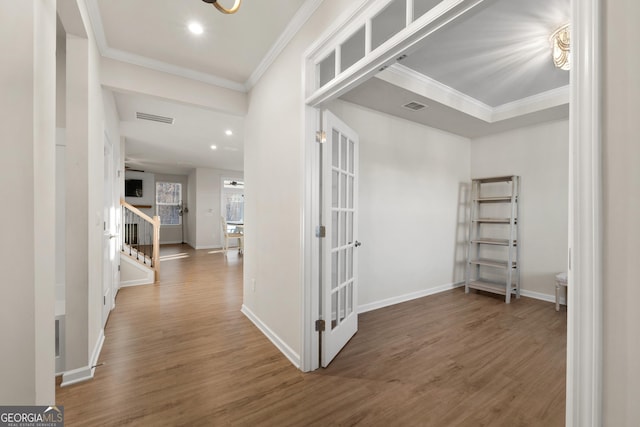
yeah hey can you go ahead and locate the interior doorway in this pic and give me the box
[301,0,603,423]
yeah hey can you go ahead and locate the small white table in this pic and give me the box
[555,272,568,311]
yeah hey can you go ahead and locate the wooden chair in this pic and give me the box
[221,216,243,256]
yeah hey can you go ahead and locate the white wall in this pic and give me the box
[602,0,640,424]
[328,100,471,309]
[470,120,569,298]
[0,0,56,404]
[191,168,243,249]
[244,0,367,363]
[124,171,155,218]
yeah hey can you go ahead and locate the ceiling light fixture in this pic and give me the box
[188,21,204,35]
[550,23,570,71]
[201,0,241,15]
[210,145,217,150]
[225,130,233,136]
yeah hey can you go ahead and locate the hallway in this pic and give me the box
[56,245,566,426]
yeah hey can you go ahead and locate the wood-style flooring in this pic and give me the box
[55,244,566,426]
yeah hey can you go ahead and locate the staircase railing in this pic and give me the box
[120,199,160,281]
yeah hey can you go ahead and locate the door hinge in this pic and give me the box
[315,319,325,332]
[315,131,326,144]
[316,225,326,238]
[118,264,121,272]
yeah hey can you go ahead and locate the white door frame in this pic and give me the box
[300,0,602,425]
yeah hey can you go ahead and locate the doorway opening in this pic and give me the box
[301,0,602,424]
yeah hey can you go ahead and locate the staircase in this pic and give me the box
[121,199,160,283]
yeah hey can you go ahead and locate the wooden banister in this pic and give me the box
[120,199,158,225]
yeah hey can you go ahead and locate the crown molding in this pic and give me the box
[102,47,247,92]
[246,0,325,90]
[380,63,494,121]
[85,0,323,94]
[380,63,569,124]
[84,0,107,51]
[492,85,570,122]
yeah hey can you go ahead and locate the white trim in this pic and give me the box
[60,329,105,387]
[304,0,489,107]
[241,305,301,368]
[379,64,493,121]
[355,285,566,315]
[102,48,247,93]
[119,278,154,287]
[86,0,326,94]
[358,282,464,314]
[303,0,373,61]
[195,245,223,250]
[492,86,570,122]
[379,64,570,123]
[520,289,566,306]
[566,0,602,425]
[246,0,325,90]
[84,0,108,52]
[84,0,246,93]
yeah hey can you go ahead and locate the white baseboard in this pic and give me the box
[120,278,154,287]
[241,304,301,368]
[520,289,566,306]
[61,329,105,387]
[358,282,465,314]
[160,240,185,245]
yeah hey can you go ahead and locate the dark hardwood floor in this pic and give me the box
[56,244,566,426]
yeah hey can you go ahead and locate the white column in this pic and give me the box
[0,0,56,405]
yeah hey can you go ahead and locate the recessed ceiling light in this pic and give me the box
[225,130,233,136]
[188,21,204,35]
[210,145,217,150]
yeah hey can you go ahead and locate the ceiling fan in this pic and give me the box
[201,0,241,14]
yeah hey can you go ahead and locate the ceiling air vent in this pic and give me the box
[402,101,427,111]
[136,112,174,124]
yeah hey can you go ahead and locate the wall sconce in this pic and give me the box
[201,0,241,14]
[550,24,570,71]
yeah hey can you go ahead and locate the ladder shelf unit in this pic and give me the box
[465,175,520,303]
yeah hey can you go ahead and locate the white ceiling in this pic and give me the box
[400,0,570,107]
[115,92,244,175]
[94,0,308,85]
[90,0,571,175]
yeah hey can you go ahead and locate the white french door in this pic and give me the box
[321,110,360,367]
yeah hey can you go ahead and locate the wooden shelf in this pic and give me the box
[466,175,520,303]
[474,176,516,183]
[469,258,517,269]
[467,280,517,295]
[471,238,517,246]
[473,218,516,224]
[475,196,515,203]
